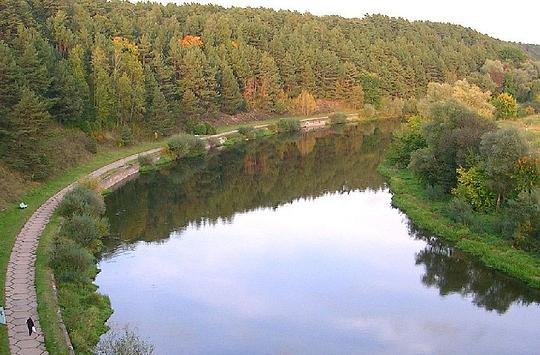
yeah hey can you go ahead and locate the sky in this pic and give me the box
[153,0,540,44]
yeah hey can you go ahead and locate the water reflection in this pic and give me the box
[98,121,540,354]
[104,121,392,252]
[409,223,540,313]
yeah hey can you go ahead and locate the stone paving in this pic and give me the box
[4,148,161,355]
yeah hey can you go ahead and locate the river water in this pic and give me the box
[96,121,540,354]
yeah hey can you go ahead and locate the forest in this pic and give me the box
[1,0,540,203]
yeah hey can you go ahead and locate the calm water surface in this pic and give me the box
[97,122,540,354]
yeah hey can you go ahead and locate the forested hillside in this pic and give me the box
[0,0,538,207]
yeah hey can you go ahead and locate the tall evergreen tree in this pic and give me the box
[219,61,244,114]
[5,88,52,179]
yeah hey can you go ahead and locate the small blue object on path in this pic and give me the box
[0,306,6,325]
[19,202,27,209]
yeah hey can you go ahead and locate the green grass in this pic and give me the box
[36,214,71,355]
[379,162,540,288]
[0,140,162,353]
[213,112,334,134]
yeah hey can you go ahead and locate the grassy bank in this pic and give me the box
[0,140,162,353]
[379,162,540,288]
[35,214,71,355]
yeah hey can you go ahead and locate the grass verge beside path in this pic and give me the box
[379,162,540,288]
[0,140,163,353]
[36,214,70,355]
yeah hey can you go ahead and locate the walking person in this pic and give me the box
[26,317,35,336]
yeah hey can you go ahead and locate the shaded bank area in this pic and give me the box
[379,164,540,288]
[409,223,540,314]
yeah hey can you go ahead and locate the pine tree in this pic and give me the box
[147,85,175,136]
[16,27,51,97]
[5,88,52,179]
[257,52,282,112]
[219,61,244,114]
[0,41,21,113]
[49,60,85,125]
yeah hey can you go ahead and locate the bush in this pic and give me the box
[500,191,540,249]
[60,214,105,252]
[58,186,105,218]
[190,122,217,135]
[277,118,301,133]
[445,198,474,225]
[425,184,446,200]
[166,134,206,159]
[95,326,155,355]
[452,166,496,211]
[119,126,134,146]
[222,136,243,148]
[329,112,348,125]
[137,154,154,168]
[237,125,255,137]
[386,115,427,168]
[51,238,94,281]
[359,104,376,119]
[85,137,98,154]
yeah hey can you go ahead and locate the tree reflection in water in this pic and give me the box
[409,222,540,314]
[104,120,395,253]
[104,118,540,315]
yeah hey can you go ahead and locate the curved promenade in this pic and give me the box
[3,114,345,354]
[3,148,161,355]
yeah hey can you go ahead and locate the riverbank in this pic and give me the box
[379,162,540,288]
[0,142,163,354]
[1,113,370,354]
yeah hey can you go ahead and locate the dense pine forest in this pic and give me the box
[1,0,540,207]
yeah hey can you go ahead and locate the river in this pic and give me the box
[96,121,540,354]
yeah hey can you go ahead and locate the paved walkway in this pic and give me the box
[3,116,349,354]
[4,148,161,355]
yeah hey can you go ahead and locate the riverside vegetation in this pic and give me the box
[3,0,540,209]
[382,83,540,287]
[2,0,540,353]
[50,182,112,353]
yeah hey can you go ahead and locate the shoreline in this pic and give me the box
[378,162,540,289]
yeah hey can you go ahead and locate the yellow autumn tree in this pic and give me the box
[452,79,494,119]
[418,80,494,119]
[289,90,317,116]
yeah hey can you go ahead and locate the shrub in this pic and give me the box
[277,118,301,133]
[493,92,518,120]
[190,122,217,135]
[119,126,134,146]
[237,125,255,137]
[255,129,273,139]
[452,166,496,211]
[60,214,104,252]
[137,154,154,168]
[386,115,427,168]
[222,137,243,148]
[166,134,206,159]
[289,90,317,116]
[329,112,348,125]
[85,137,98,154]
[359,104,376,119]
[95,326,155,355]
[425,184,446,200]
[51,238,94,281]
[58,186,105,218]
[500,191,540,250]
[445,198,474,225]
